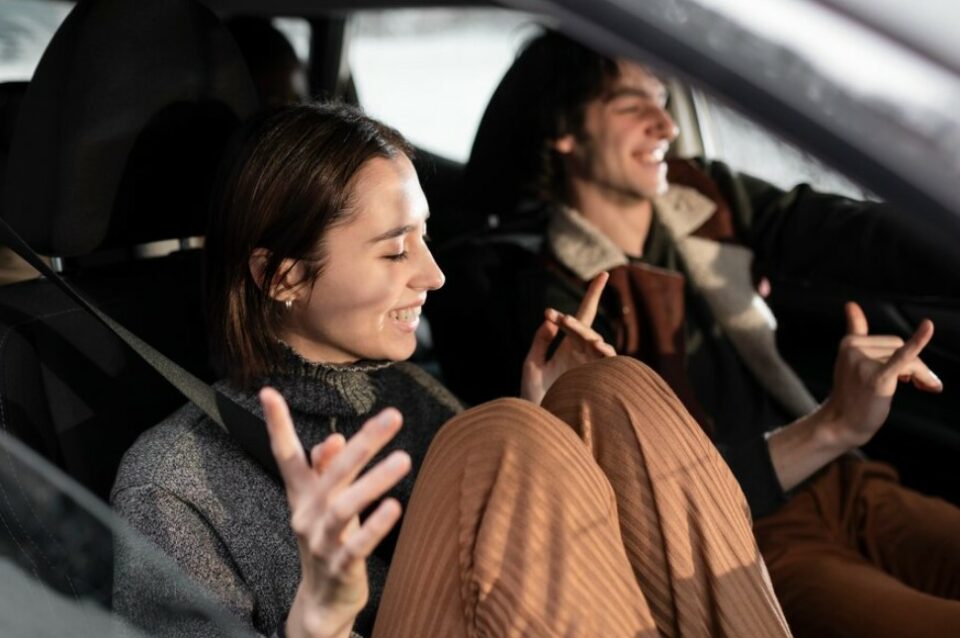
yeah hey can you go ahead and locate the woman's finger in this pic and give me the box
[525,313,561,364]
[558,313,605,345]
[319,408,404,492]
[575,271,609,327]
[310,433,346,475]
[596,341,616,357]
[261,387,310,496]
[329,498,403,575]
[318,450,411,548]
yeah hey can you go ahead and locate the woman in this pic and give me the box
[112,103,790,638]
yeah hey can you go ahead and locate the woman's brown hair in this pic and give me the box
[205,102,412,387]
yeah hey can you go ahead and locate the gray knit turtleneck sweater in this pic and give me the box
[111,352,462,638]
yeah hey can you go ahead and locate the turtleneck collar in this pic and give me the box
[247,342,396,419]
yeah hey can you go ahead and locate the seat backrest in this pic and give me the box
[0,81,40,286]
[0,0,256,500]
[425,233,543,405]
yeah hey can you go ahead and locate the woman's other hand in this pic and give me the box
[520,272,616,405]
[261,388,411,638]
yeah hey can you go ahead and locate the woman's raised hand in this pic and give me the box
[520,272,616,405]
[260,388,411,638]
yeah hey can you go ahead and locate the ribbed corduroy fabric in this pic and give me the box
[373,357,790,637]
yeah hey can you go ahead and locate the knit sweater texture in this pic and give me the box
[111,349,462,637]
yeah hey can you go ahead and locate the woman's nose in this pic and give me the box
[415,247,445,291]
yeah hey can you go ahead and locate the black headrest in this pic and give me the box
[2,0,257,257]
[0,82,29,215]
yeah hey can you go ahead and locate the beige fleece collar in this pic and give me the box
[547,184,716,279]
[653,184,717,240]
[547,204,627,280]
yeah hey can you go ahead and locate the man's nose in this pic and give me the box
[648,106,679,142]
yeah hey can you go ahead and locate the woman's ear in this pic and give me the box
[552,133,576,155]
[249,248,307,303]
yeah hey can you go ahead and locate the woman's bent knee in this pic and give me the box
[422,397,613,502]
[544,356,674,407]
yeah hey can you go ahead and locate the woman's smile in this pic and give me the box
[388,302,423,332]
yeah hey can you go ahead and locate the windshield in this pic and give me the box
[0,0,72,82]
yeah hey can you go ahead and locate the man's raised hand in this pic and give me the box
[822,302,941,449]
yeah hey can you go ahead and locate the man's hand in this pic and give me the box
[821,302,941,449]
[261,388,411,638]
[768,302,941,492]
[520,272,616,405]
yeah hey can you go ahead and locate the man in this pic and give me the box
[448,30,960,637]
[225,16,308,108]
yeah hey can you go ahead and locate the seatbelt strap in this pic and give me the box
[0,218,280,479]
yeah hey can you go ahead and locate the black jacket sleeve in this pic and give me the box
[703,159,960,296]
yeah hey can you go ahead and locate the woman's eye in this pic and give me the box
[386,251,409,262]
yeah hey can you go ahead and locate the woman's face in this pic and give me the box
[282,154,444,364]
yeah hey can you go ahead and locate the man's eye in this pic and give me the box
[615,104,641,115]
[386,251,409,262]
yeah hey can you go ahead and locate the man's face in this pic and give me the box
[556,60,679,202]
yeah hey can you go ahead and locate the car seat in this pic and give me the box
[0,0,257,500]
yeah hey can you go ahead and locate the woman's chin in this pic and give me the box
[376,336,418,362]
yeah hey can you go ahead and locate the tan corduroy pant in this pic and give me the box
[374,357,790,637]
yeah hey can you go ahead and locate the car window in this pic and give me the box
[273,16,311,64]
[0,430,256,637]
[694,91,875,199]
[346,8,542,162]
[551,0,960,226]
[0,0,72,82]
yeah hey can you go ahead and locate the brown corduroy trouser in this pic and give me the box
[373,357,790,637]
[754,456,960,638]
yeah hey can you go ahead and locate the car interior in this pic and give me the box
[1,0,958,629]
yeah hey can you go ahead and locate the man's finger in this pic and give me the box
[260,387,310,494]
[845,301,869,336]
[844,335,905,349]
[880,319,935,382]
[319,408,404,491]
[575,272,609,326]
[911,366,944,393]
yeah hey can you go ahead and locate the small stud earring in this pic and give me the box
[284,299,293,310]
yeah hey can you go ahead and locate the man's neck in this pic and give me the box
[568,181,653,258]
